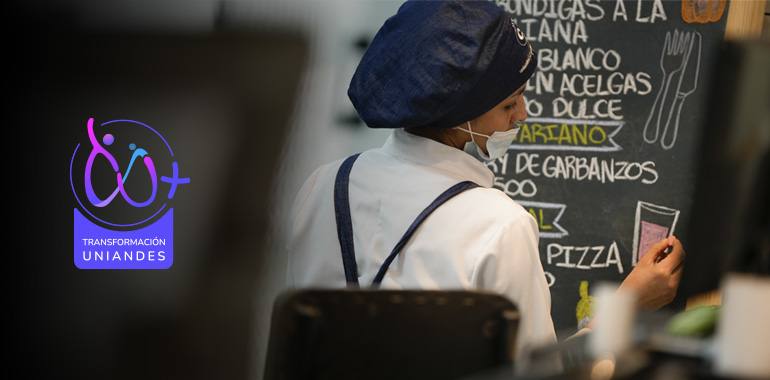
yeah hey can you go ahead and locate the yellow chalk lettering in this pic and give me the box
[558,123,572,145]
[588,125,607,144]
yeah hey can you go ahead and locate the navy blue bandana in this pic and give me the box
[348,0,537,129]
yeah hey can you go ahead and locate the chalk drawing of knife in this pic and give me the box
[661,32,701,150]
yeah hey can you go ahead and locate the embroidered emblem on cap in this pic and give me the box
[520,44,534,73]
[510,18,534,73]
[511,18,529,46]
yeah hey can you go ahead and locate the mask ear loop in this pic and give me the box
[457,121,489,143]
[466,121,477,144]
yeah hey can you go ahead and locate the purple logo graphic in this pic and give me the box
[85,118,158,208]
[71,118,190,269]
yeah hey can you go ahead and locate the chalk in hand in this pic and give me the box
[657,235,675,263]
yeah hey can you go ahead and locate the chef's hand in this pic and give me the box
[618,237,686,310]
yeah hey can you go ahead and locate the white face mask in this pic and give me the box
[458,121,519,161]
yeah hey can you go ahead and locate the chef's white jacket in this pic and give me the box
[287,128,557,361]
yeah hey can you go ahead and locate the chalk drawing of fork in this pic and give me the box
[661,32,701,150]
[643,30,692,145]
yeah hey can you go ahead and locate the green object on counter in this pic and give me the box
[667,305,721,336]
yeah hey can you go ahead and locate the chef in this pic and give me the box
[286,0,684,362]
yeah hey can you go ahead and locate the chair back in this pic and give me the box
[263,289,519,380]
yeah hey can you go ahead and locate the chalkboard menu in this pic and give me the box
[487,0,730,338]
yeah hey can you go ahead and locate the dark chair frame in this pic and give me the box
[264,289,520,380]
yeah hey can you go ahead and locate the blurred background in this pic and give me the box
[8,1,770,379]
[10,1,400,379]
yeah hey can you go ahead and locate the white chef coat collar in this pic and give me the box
[382,129,495,188]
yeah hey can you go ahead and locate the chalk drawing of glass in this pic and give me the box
[632,201,680,266]
[642,30,701,150]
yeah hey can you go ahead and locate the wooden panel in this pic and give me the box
[724,0,767,40]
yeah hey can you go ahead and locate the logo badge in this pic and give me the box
[70,118,190,269]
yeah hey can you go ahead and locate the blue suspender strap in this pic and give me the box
[371,180,480,286]
[334,153,480,287]
[334,153,361,286]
